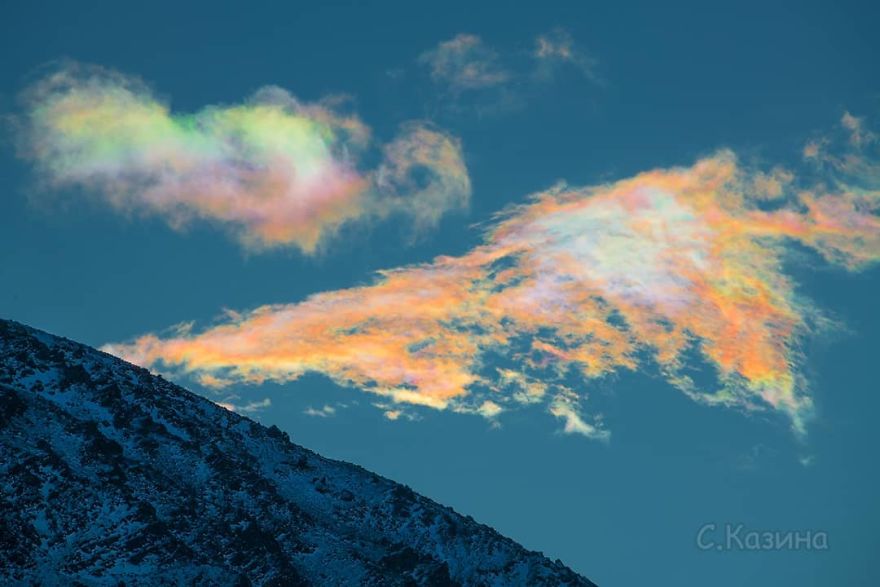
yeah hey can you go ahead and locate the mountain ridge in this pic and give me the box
[0,319,596,586]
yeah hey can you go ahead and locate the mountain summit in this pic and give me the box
[0,319,595,586]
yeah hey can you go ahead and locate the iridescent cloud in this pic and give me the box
[17,63,470,252]
[106,115,879,438]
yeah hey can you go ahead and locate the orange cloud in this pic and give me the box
[106,116,880,438]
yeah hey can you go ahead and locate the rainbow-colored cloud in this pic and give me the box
[17,63,470,252]
[105,114,879,439]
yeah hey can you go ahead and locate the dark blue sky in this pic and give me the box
[2,1,878,585]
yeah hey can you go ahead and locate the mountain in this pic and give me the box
[0,319,596,586]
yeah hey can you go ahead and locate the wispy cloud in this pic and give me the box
[374,402,421,422]
[841,111,877,147]
[15,63,470,253]
[533,28,600,84]
[375,122,471,233]
[549,390,609,441]
[303,404,338,418]
[805,112,880,185]
[416,29,600,113]
[105,114,880,439]
[217,397,272,414]
[418,34,510,94]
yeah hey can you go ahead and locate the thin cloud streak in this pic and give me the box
[217,397,272,414]
[303,404,338,418]
[105,114,879,438]
[16,63,471,253]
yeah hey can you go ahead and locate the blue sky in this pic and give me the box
[2,1,879,585]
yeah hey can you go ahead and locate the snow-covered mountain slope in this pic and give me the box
[0,319,596,586]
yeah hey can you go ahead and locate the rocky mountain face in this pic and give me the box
[0,319,596,586]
